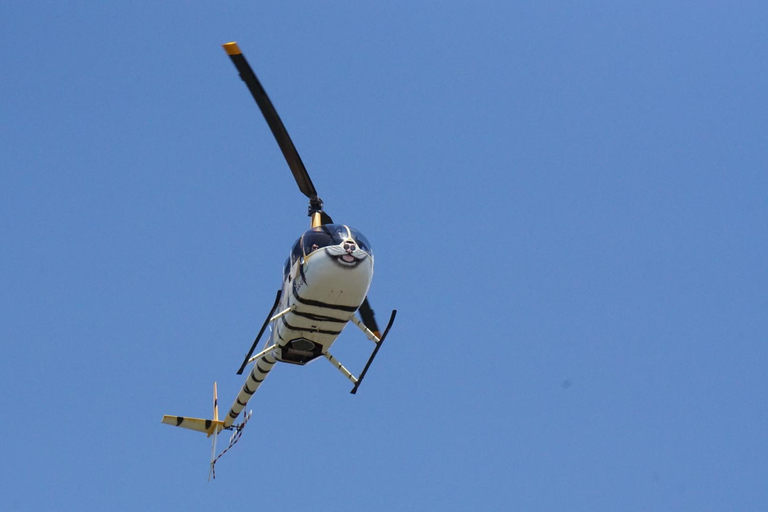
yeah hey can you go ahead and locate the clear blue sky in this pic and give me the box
[2,2,766,510]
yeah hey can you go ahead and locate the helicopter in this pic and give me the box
[162,42,396,479]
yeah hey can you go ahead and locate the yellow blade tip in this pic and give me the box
[223,42,241,55]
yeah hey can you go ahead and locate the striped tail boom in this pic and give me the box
[224,349,276,427]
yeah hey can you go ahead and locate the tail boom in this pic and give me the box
[224,349,276,427]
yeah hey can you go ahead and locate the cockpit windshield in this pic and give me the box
[285,224,373,272]
[301,224,372,257]
[286,224,373,277]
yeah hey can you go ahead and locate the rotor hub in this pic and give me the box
[308,196,324,216]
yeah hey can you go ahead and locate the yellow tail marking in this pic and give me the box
[161,415,225,437]
[213,382,219,422]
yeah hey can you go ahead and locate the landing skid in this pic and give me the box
[351,310,397,394]
[323,309,397,394]
[237,290,281,374]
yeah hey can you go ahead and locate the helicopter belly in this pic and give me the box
[274,251,373,365]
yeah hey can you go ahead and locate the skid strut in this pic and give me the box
[324,351,358,386]
[351,315,380,344]
[322,310,396,394]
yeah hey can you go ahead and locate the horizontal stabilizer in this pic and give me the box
[162,415,225,437]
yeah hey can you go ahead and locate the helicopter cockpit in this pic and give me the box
[284,224,373,278]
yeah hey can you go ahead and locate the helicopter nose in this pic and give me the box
[343,241,357,253]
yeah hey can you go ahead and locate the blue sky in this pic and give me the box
[2,1,767,510]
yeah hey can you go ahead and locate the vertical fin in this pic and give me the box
[213,382,219,421]
[209,382,220,481]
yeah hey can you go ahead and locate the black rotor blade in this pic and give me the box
[358,297,381,337]
[223,42,318,201]
[319,211,334,225]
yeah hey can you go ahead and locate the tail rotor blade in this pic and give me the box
[222,42,319,202]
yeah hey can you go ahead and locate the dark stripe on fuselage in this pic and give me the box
[291,310,347,323]
[291,286,359,312]
[299,257,308,285]
[281,317,342,336]
[248,359,273,378]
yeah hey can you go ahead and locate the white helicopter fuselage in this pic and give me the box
[220,224,375,426]
[270,226,374,364]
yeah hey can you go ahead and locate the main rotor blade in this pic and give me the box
[223,42,318,200]
[358,297,381,338]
